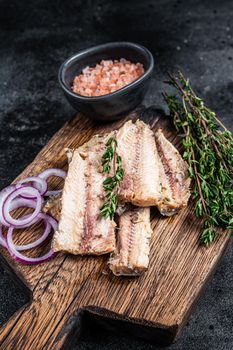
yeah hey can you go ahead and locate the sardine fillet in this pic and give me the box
[116,120,162,206]
[116,120,190,215]
[52,138,116,255]
[51,120,190,259]
[109,207,152,276]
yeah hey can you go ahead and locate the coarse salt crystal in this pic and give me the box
[72,58,144,97]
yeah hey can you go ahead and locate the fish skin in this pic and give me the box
[52,136,116,255]
[109,206,152,276]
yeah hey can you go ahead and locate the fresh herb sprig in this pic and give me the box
[100,138,124,220]
[101,137,117,173]
[164,72,233,245]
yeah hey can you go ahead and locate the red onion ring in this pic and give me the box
[6,213,58,264]
[0,225,7,249]
[39,168,66,196]
[2,186,42,227]
[13,213,57,251]
[0,185,16,201]
[0,213,50,251]
[2,197,45,229]
[6,227,56,265]
[0,167,64,264]
[17,176,48,198]
[14,214,53,251]
[0,185,17,226]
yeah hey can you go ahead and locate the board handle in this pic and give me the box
[48,306,177,349]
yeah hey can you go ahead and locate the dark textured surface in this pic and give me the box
[0,0,232,349]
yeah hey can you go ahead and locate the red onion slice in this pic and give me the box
[2,197,44,228]
[2,186,42,227]
[0,167,63,265]
[0,225,7,249]
[17,176,48,198]
[0,185,16,226]
[6,213,57,265]
[45,214,58,232]
[0,185,16,201]
[0,211,40,249]
[38,168,66,196]
[10,211,55,250]
[0,209,41,250]
[6,229,56,265]
[14,214,52,251]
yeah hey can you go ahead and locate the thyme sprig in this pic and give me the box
[101,137,117,173]
[100,138,124,220]
[164,72,233,245]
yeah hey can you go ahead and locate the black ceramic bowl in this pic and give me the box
[58,42,154,121]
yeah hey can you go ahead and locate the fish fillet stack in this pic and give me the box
[49,120,190,276]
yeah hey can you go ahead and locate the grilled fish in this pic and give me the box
[109,206,152,276]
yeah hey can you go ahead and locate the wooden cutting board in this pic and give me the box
[0,106,230,349]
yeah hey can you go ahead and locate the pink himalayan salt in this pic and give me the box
[72,58,144,97]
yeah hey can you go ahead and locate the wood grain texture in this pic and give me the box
[0,107,230,349]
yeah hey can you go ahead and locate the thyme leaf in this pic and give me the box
[101,137,117,173]
[100,138,124,220]
[164,72,233,245]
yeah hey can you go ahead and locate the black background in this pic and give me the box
[0,0,233,349]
